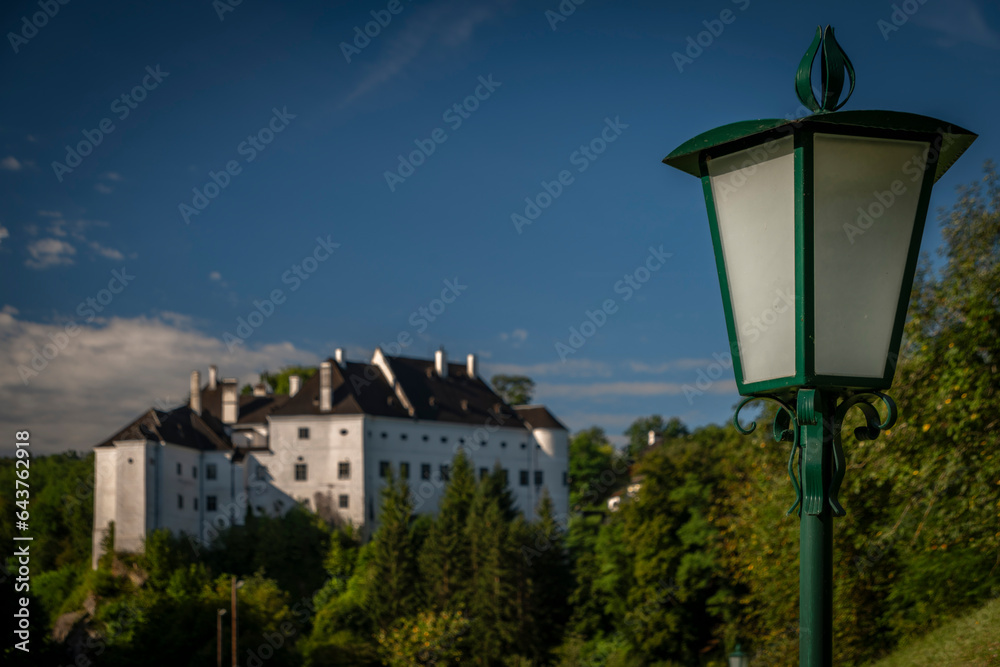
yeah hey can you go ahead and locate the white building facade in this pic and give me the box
[93,349,569,567]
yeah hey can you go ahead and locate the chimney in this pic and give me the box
[466,353,477,378]
[221,379,238,424]
[648,430,659,447]
[334,348,345,367]
[189,370,201,415]
[289,375,301,397]
[320,361,332,412]
[435,348,447,377]
[253,383,267,397]
[208,365,218,390]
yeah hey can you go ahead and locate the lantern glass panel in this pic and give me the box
[708,136,796,384]
[811,133,931,378]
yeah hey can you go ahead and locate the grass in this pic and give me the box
[866,597,1000,667]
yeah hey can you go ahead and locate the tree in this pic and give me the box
[526,491,572,660]
[623,415,688,458]
[367,467,419,630]
[568,427,616,509]
[420,452,477,610]
[490,375,535,406]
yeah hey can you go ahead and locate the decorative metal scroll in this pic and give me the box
[734,391,897,518]
[795,25,856,113]
[734,396,802,516]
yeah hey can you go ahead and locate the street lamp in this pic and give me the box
[728,643,749,667]
[217,608,227,667]
[662,26,976,667]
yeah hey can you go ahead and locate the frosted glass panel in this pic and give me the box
[813,133,930,378]
[708,136,796,384]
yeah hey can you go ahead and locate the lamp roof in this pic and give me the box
[663,109,976,183]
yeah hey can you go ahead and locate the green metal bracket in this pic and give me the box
[734,396,801,515]
[734,389,897,517]
[795,26,856,113]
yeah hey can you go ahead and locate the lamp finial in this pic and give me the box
[795,25,856,113]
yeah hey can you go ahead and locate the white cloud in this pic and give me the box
[26,238,76,269]
[0,312,322,455]
[209,271,222,281]
[628,358,721,374]
[1,156,22,171]
[340,0,502,107]
[102,172,123,181]
[499,328,528,344]
[37,210,62,218]
[536,379,737,400]
[89,241,124,260]
[484,358,614,378]
[95,183,114,194]
[0,225,8,247]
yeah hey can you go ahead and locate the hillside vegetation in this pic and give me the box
[2,162,998,666]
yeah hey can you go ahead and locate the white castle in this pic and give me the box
[91,348,569,568]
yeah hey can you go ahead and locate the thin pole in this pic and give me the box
[797,389,834,667]
[217,611,223,667]
[231,576,237,667]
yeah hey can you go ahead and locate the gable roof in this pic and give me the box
[513,405,568,431]
[95,405,233,451]
[269,354,529,429]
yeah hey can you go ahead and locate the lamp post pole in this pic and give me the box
[231,576,237,667]
[797,389,834,667]
[217,609,226,667]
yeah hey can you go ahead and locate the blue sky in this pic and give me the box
[1,0,998,454]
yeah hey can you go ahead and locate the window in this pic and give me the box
[207,495,217,511]
[520,442,526,449]
[340,428,348,435]
[535,470,543,485]
[440,464,450,481]
[177,494,184,509]
[194,498,199,511]
[176,462,182,475]
[339,494,349,508]
[299,427,310,439]
[422,435,429,441]
[479,467,489,480]
[379,461,390,478]
[421,463,431,480]
[294,463,308,481]
[381,432,388,439]
[440,436,448,443]
[400,462,410,479]
[459,437,465,444]
[206,463,217,480]
[338,461,350,480]
[519,470,529,486]
[500,441,506,448]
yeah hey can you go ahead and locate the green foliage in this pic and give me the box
[367,466,419,630]
[376,609,471,665]
[491,374,535,406]
[568,427,617,509]
[261,365,319,396]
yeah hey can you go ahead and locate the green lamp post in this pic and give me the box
[662,27,976,667]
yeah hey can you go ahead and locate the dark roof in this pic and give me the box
[385,356,526,428]
[270,355,528,429]
[95,405,233,451]
[198,386,290,425]
[513,405,568,431]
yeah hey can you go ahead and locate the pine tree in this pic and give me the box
[465,468,519,664]
[527,491,571,660]
[367,466,419,630]
[420,451,476,610]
